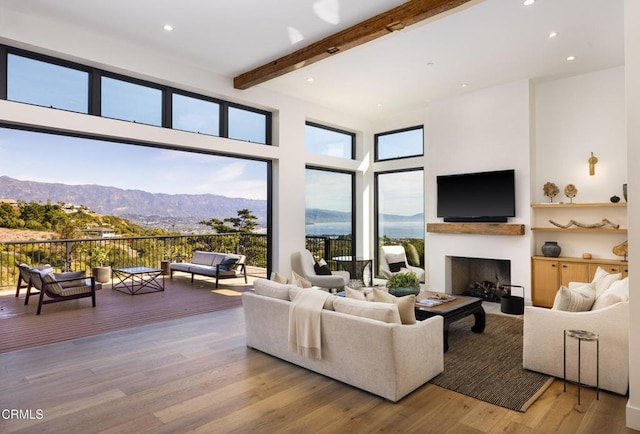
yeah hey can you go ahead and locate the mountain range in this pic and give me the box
[0,176,267,224]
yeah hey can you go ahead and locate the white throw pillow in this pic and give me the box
[373,288,416,325]
[345,286,367,300]
[591,277,629,310]
[591,267,622,298]
[333,297,401,324]
[270,272,289,284]
[291,270,313,288]
[552,282,596,312]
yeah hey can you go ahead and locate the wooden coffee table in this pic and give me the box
[415,293,485,352]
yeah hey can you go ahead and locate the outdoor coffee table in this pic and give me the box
[112,266,165,295]
[415,292,485,352]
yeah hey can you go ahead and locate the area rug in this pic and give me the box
[429,313,553,412]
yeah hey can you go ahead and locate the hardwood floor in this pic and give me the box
[0,306,634,433]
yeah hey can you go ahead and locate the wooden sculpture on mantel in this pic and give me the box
[613,240,628,261]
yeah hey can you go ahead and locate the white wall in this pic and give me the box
[425,80,532,297]
[625,0,640,429]
[534,67,626,204]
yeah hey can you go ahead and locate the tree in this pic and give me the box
[199,209,258,233]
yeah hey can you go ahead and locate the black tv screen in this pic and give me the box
[437,169,515,222]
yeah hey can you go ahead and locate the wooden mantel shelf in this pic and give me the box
[427,223,525,236]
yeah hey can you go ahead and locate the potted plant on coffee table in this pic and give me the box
[91,246,112,283]
[386,271,421,297]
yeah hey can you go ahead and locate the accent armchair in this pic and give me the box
[292,249,349,291]
[379,245,425,283]
[26,266,102,315]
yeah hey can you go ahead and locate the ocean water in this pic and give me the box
[305,221,424,239]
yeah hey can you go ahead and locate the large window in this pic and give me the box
[228,106,269,143]
[1,45,272,145]
[375,169,425,275]
[172,93,220,136]
[375,126,424,161]
[305,122,354,159]
[101,76,163,126]
[305,167,355,262]
[7,53,89,113]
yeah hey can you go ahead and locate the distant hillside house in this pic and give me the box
[0,198,18,207]
[82,227,116,238]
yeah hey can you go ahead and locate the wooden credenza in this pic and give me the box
[531,256,629,308]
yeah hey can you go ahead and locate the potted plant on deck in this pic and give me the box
[386,271,421,297]
[91,246,112,283]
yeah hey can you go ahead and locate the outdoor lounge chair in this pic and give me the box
[26,266,101,315]
[292,249,349,291]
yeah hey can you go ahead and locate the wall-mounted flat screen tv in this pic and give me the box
[437,169,515,223]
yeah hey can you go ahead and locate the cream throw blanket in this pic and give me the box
[288,289,331,360]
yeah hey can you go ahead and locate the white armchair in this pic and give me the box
[379,245,425,282]
[292,249,349,290]
[523,285,629,395]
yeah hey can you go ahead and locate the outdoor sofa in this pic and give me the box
[169,250,247,288]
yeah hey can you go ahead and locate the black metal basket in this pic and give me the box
[499,284,525,315]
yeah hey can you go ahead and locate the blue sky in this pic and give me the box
[0,127,268,200]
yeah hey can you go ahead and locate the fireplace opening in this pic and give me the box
[449,256,511,303]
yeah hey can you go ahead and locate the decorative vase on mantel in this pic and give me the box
[541,241,561,258]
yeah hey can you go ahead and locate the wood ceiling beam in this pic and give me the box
[234,0,476,90]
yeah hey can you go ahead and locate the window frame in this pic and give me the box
[305,121,355,160]
[374,167,425,277]
[374,125,424,162]
[4,47,93,114]
[0,44,273,145]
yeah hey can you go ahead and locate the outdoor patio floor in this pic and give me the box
[0,267,266,354]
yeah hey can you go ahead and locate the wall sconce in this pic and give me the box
[588,152,598,176]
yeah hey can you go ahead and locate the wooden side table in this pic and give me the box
[564,329,599,404]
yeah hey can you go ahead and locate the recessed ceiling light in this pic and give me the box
[427,62,434,67]
[377,103,383,107]
[163,24,174,31]
[549,31,558,38]
[523,0,535,6]
[567,55,576,61]
[306,77,314,82]
[461,83,468,88]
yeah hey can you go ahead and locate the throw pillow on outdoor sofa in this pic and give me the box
[218,256,239,271]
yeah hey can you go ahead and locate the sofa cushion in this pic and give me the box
[53,271,87,288]
[591,267,622,298]
[41,272,64,295]
[191,251,216,266]
[333,297,401,324]
[591,277,629,310]
[373,288,416,325]
[254,279,291,300]
[552,282,596,312]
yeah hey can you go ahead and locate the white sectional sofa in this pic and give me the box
[169,250,247,288]
[242,278,444,402]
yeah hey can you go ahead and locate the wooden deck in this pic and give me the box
[0,267,266,354]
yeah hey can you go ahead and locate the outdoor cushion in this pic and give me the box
[191,251,216,266]
[218,256,239,271]
[41,273,65,295]
[54,271,87,288]
[386,252,407,272]
[314,259,332,275]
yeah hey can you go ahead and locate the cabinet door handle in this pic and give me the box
[551,264,557,267]
[562,265,567,268]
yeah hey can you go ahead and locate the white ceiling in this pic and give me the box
[0,0,625,119]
